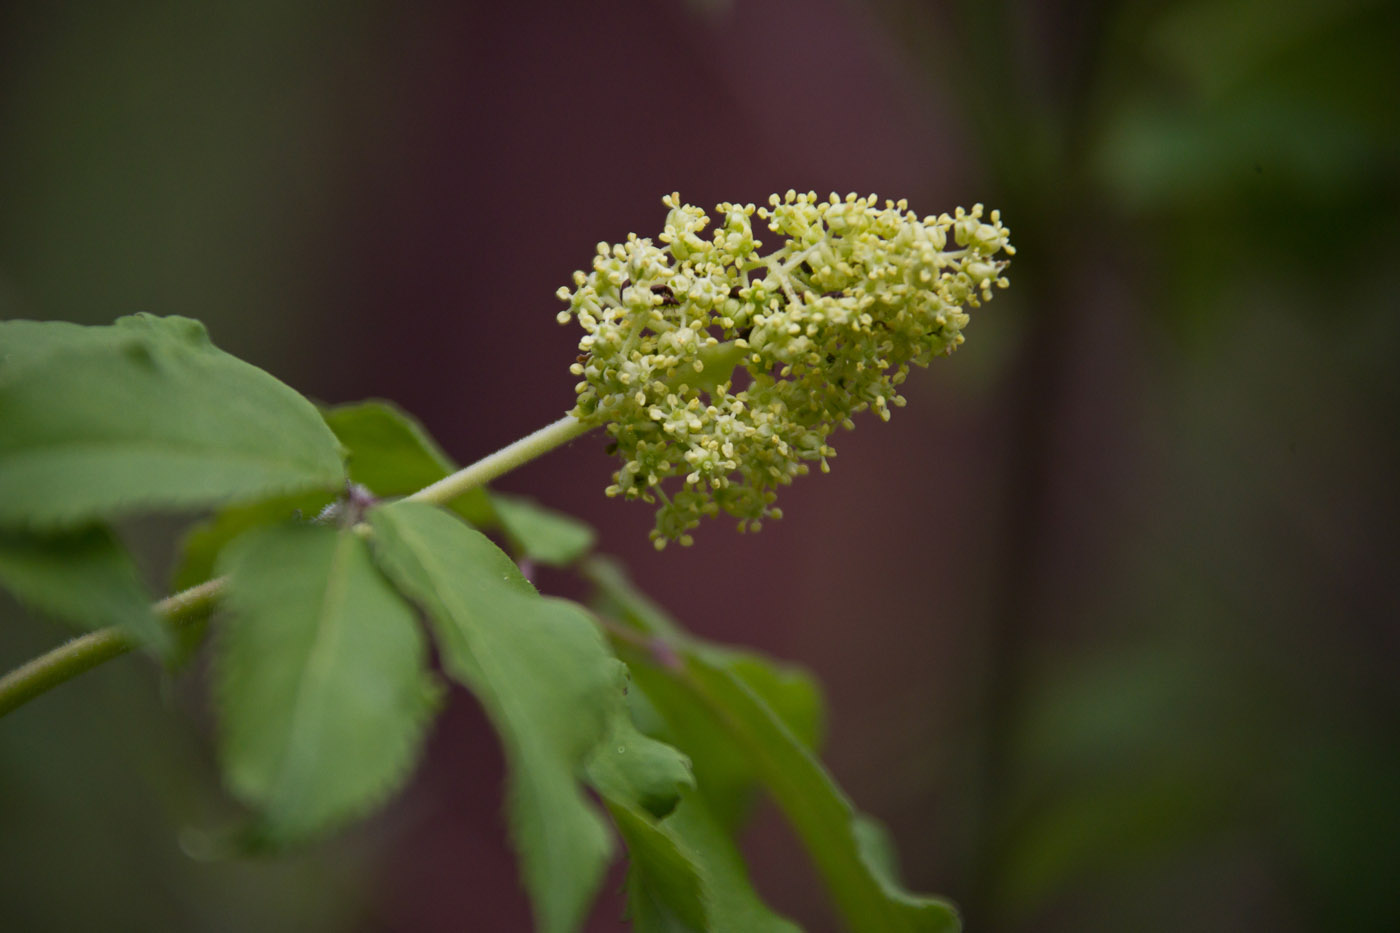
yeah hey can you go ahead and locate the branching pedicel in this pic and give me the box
[558,191,1014,547]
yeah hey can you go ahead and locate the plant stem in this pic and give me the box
[0,577,225,717]
[407,413,592,506]
[0,413,595,718]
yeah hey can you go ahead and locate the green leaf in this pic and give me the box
[584,667,795,933]
[0,314,347,529]
[652,791,803,933]
[680,657,959,932]
[0,318,115,361]
[493,493,596,567]
[171,491,333,591]
[584,691,793,931]
[588,559,961,933]
[367,501,619,933]
[852,815,905,885]
[321,399,493,525]
[215,522,441,844]
[608,801,709,933]
[0,525,169,655]
[720,650,825,753]
[584,700,706,930]
[588,557,825,829]
[586,704,694,820]
[623,653,760,832]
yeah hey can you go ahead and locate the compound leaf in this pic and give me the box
[719,649,825,753]
[0,314,346,529]
[215,522,441,845]
[368,501,618,933]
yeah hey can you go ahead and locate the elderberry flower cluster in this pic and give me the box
[557,191,1013,548]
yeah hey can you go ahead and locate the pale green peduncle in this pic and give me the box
[407,413,592,506]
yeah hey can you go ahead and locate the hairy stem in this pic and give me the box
[0,577,224,717]
[407,413,592,506]
[0,412,595,717]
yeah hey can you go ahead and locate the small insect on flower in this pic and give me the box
[557,191,1013,547]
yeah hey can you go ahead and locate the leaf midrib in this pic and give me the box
[265,530,357,815]
[0,440,336,473]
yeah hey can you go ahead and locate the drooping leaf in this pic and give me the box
[623,652,761,832]
[320,399,494,525]
[215,522,441,845]
[609,801,709,933]
[588,558,962,933]
[680,657,959,932]
[586,703,694,820]
[493,493,596,566]
[586,558,757,828]
[367,501,619,933]
[852,814,906,886]
[590,707,798,933]
[171,490,333,591]
[719,649,825,753]
[0,525,169,656]
[0,314,346,529]
[632,790,803,933]
[584,699,705,930]
[587,557,824,829]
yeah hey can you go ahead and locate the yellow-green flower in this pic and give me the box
[558,191,1013,547]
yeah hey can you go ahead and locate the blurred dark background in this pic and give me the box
[2,0,1397,930]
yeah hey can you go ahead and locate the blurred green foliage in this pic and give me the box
[889,0,1399,930]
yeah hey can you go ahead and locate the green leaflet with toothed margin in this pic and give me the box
[367,501,619,933]
[0,314,346,530]
[214,522,442,845]
[617,789,803,933]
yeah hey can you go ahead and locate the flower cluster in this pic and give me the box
[558,191,1013,548]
